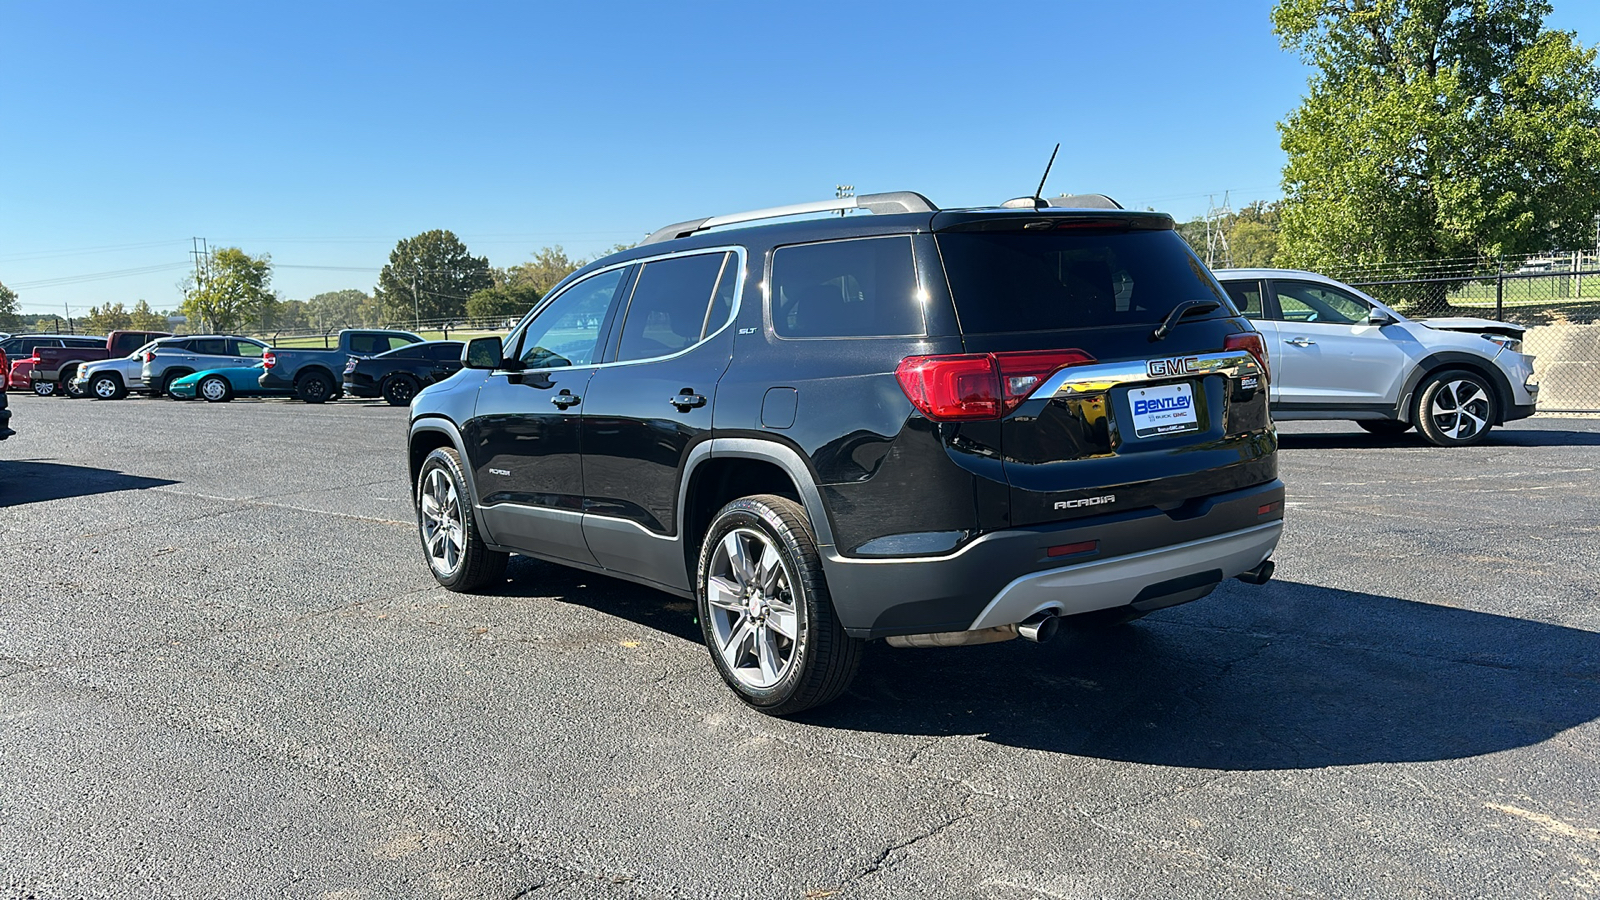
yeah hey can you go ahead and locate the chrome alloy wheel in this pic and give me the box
[93,377,118,399]
[705,527,799,690]
[1429,379,1491,441]
[200,377,228,401]
[419,468,466,576]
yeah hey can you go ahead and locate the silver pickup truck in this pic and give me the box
[259,329,422,403]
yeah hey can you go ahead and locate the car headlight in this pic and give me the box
[1480,333,1522,353]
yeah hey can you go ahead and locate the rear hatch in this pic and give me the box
[929,211,1275,528]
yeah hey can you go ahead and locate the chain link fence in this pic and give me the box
[1327,250,1600,414]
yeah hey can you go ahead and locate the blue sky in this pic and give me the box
[3,1,1598,318]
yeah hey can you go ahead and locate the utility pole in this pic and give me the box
[64,303,72,334]
[1204,192,1234,269]
[411,266,421,329]
[190,237,211,332]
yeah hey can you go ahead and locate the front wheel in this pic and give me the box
[697,494,862,716]
[416,447,507,591]
[1414,370,1496,447]
[61,370,86,399]
[91,374,126,400]
[198,374,233,403]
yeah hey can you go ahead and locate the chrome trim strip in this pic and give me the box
[1033,350,1263,400]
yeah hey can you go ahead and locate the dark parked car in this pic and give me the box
[344,340,464,406]
[406,190,1283,715]
[0,350,12,441]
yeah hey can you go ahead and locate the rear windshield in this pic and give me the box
[935,229,1230,334]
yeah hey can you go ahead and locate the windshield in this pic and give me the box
[936,229,1231,334]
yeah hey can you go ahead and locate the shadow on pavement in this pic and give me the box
[1278,427,1600,450]
[0,460,179,507]
[495,556,1600,770]
[801,579,1600,770]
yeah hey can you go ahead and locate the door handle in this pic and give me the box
[550,392,581,409]
[669,393,707,410]
[1286,337,1316,347]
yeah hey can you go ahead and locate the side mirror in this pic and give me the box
[463,336,504,370]
[1367,309,1396,326]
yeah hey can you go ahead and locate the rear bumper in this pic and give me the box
[343,375,380,398]
[822,479,1285,639]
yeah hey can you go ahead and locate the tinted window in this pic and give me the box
[1274,281,1369,325]
[936,229,1228,333]
[189,339,229,356]
[1222,279,1265,320]
[771,237,922,338]
[421,342,463,361]
[347,333,386,355]
[615,252,729,362]
[517,267,628,369]
[65,337,106,348]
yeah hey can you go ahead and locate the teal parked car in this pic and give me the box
[168,364,294,402]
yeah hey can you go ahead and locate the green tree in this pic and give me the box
[466,282,543,320]
[306,289,377,329]
[0,281,22,332]
[129,300,168,331]
[180,248,276,332]
[275,299,312,332]
[1175,201,1281,268]
[375,230,493,324]
[1274,0,1600,310]
[505,245,587,295]
[85,302,133,332]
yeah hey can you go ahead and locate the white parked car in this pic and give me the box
[1214,269,1538,446]
[72,338,176,400]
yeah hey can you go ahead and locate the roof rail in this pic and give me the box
[641,191,939,245]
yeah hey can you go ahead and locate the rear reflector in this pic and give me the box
[1258,501,1283,516]
[896,349,1094,422]
[1048,540,1099,558]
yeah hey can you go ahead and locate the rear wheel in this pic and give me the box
[1414,370,1496,447]
[159,371,189,399]
[198,374,233,403]
[696,494,862,716]
[382,374,420,406]
[296,370,334,403]
[32,381,55,397]
[1357,420,1412,436]
[90,373,126,400]
[416,447,507,591]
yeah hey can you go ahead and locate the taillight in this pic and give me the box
[895,349,1094,422]
[142,351,154,363]
[1224,332,1269,382]
[262,351,277,369]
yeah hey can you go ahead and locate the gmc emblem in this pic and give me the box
[1148,356,1200,378]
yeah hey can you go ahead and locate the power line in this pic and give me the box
[9,261,192,290]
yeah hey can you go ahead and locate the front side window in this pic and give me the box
[517,267,628,369]
[234,340,266,358]
[771,237,922,338]
[1273,281,1369,325]
[615,252,731,363]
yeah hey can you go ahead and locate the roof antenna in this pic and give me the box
[1002,144,1060,209]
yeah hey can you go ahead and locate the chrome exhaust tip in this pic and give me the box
[1017,611,1060,643]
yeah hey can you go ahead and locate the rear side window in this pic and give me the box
[189,339,229,356]
[65,337,105,348]
[1222,279,1265,320]
[615,251,731,363]
[936,229,1228,333]
[771,237,922,338]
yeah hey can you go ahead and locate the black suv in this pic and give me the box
[407,191,1283,714]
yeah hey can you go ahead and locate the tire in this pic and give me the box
[696,494,863,716]
[415,447,508,592]
[61,368,85,399]
[90,373,126,401]
[296,370,334,404]
[382,374,420,407]
[1414,370,1496,447]
[32,381,55,397]
[1357,420,1412,436]
[159,371,190,399]
[198,374,233,403]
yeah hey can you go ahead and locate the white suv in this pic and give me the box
[1215,269,1538,446]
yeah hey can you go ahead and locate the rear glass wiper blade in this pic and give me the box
[1150,299,1221,341]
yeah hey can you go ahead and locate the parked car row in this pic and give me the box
[2,329,461,409]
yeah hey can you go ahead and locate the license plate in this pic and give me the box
[1130,382,1199,438]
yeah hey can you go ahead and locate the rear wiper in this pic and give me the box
[1150,299,1222,342]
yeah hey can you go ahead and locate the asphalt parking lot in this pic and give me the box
[2,393,1598,899]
